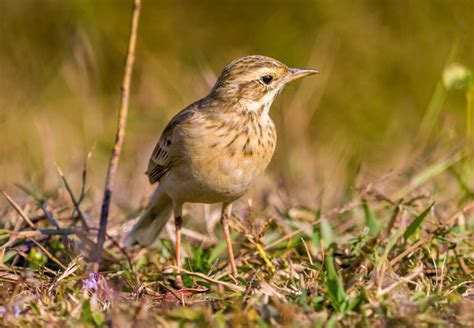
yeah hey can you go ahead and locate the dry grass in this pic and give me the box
[1,2,474,327]
[0,152,473,327]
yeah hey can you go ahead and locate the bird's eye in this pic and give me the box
[261,75,273,85]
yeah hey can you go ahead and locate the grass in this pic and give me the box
[0,151,473,327]
[1,2,474,327]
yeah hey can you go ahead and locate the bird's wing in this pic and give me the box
[147,108,195,184]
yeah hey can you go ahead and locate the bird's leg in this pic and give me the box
[174,205,184,289]
[221,203,238,278]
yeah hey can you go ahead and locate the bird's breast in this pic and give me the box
[180,113,277,199]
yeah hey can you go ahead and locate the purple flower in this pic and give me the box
[0,305,20,317]
[82,273,98,291]
[12,306,20,317]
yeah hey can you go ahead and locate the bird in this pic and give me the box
[125,55,317,288]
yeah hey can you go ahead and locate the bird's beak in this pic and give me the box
[286,68,319,82]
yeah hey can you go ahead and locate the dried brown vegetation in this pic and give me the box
[1,1,474,327]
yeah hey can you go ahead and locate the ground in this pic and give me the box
[0,152,473,327]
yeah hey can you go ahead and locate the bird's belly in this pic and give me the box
[163,135,275,204]
[160,169,229,204]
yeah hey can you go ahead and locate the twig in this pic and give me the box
[49,255,83,293]
[157,281,185,305]
[39,200,70,246]
[39,201,60,229]
[91,0,141,272]
[55,164,90,230]
[243,269,260,306]
[453,248,471,275]
[445,200,474,226]
[2,191,36,229]
[0,228,78,250]
[383,199,403,238]
[1,227,76,236]
[78,148,93,204]
[390,238,427,267]
[167,266,245,292]
[378,265,423,296]
[14,185,69,246]
[0,272,40,284]
[30,238,67,271]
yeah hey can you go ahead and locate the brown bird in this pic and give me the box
[125,55,317,287]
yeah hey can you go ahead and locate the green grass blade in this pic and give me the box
[320,219,336,249]
[403,203,434,240]
[363,200,382,236]
[325,254,346,310]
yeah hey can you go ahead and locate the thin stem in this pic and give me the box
[2,191,36,229]
[466,85,474,174]
[55,164,90,230]
[90,0,141,271]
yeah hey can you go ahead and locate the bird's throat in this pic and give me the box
[245,89,278,123]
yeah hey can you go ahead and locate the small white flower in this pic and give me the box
[443,63,472,91]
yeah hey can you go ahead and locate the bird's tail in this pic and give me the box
[124,186,173,247]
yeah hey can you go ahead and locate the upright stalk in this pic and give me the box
[90,0,141,271]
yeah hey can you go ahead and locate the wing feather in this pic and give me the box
[146,108,195,184]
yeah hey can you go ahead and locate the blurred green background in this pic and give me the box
[1,0,473,209]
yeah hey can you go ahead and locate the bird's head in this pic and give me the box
[210,55,318,112]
